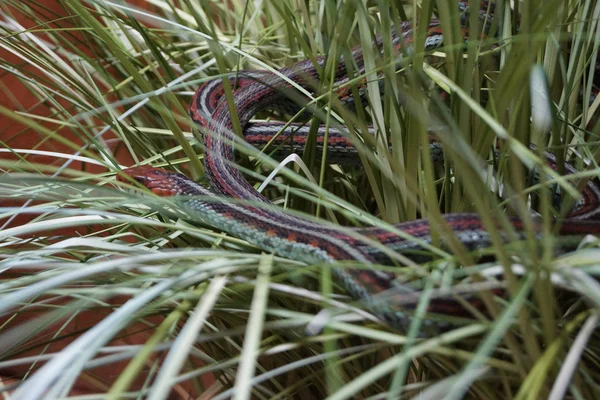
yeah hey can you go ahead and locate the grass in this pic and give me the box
[1,0,600,398]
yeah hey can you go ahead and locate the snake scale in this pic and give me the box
[119,1,600,335]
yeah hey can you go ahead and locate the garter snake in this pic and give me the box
[119,1,600,335]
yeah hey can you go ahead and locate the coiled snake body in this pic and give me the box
[119,1,600,335]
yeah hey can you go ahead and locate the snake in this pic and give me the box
[118,1,600,335]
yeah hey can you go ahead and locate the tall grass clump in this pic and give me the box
[0,0,599,398]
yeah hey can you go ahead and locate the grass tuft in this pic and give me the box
[1,0,599,398]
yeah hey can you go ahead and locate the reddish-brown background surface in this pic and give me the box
[0,1,210,397]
